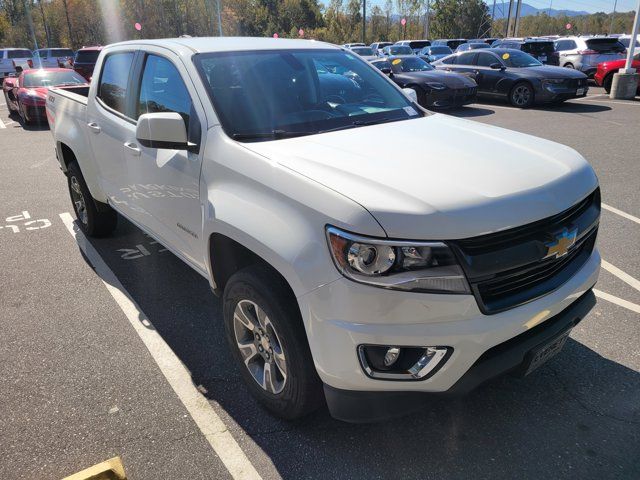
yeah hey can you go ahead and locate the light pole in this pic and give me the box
[609,0,618,35]
[610,0,639,98]
[363,0,366,44]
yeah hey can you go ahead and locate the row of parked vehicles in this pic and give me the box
[345,34,640,101]
[1,46,103,83]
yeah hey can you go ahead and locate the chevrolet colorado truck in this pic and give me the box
[47,37,601,422]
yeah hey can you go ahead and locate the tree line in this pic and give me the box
[0,0,636,50]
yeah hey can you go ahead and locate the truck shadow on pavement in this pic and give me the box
[84,218,640,479]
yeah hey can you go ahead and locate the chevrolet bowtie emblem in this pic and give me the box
[544,227,578,260]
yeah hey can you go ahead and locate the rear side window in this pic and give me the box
[8,49,32,59]
[440,55,457,65]
[136,54,192,129]
[98,52,134,115]
[457,52,477,65]
[585,39,625,53]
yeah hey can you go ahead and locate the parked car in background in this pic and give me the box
[47,37,601,422]
[552,36,625,76]
[395,40,431,54]
[455,42,490,52]
[347,46,377,61]
[432,39,467,50]
[469,37,499,45]
[492,38,555,64]
[33,48,74,68]
[381,45,413,56]
[6,68,88,124]
[617,34,640,49]
[419,45,453,63]
[370,41,393,56]
[371,55,477,108]
[2,74,19,107]
[0,48,33,83]
[73,46,103,80]
[594,51,640,94]
[434,49,588,107]
[342,43,365,48]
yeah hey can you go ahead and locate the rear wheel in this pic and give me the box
[509,82,534,108]
[223,264,323,419]
[67,161,117,237]
[564,63,575,69]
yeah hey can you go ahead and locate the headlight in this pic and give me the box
[543,79,565,89]
[326,226,470,293]
[425,82,447,90]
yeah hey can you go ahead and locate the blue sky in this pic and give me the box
[339,0,638,15]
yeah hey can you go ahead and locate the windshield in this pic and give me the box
[501,51,542,67]
[23,70,87,87]
[388,45,413,55]
[408,41,430,50]
[391,56,434,73]
[194,49,422,142]
[351,47,374,56]
[75,50,100,63]
[8,49,32,59]
[429,46,453,55]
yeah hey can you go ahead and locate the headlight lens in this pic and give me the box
[326,226,470,293]
[426,82,447,90]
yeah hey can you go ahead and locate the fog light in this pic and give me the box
[358,345,451,380]
[383,347,400,367]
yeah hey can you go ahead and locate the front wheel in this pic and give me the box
[509,82,534,108]
[223,264,323,419]
[67,161,117,237]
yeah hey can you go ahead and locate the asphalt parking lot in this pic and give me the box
[0,85,638,480]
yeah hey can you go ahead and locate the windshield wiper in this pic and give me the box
[319,116,406,134]
[231,129,315,141]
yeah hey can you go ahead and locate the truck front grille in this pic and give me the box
[449,188,600,314]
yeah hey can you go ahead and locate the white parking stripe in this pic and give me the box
[602,203,640,226]
[601,260,640,293]
[0,117,5,129]
[571,96,640,106]
[59,212,262,480]
[594,289,640,314]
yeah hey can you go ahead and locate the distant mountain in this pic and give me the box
[492,3,589,19]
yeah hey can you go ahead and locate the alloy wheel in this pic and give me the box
[512,85,532,107]
[233,299,287,394]
[70,176,88,225]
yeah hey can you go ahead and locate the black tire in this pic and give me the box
[67,161,117,237]
[603,74,613,94]
[564,63,575,69]
[18,102,31,125]
[223,264,323,419]
[509,82,535,108]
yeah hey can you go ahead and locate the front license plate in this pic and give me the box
[576,88,585,95]
[523,328,571,376]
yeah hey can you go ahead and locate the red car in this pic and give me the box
[594,52,640,94]
[73,46,103,81]
[4,68,88,124]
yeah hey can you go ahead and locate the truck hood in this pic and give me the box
[244,114,598,240]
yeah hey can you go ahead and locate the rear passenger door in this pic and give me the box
[123,48,206,269]
[449,52,478,79]
[473,52,504,95]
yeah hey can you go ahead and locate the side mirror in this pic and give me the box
[136,112,190,150]
[402,87,418,103]
[380,67,392,75]
[15,65,23,74]
[490,63,505,70]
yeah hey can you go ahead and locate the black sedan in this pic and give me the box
[433,49,588,108]
[371,56,477,109]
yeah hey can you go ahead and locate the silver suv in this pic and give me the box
[0,48,33,83]
[553,36,625,77]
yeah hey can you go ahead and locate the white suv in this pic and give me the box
[554,36,625,76]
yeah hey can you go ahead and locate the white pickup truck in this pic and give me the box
[47,37,601,422]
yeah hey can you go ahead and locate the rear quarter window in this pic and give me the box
[75,50,100,63]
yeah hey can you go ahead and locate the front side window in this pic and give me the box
[194,49,423,142]
[476,52,499,67]
[137,54,192,130]
[98,52,134,115]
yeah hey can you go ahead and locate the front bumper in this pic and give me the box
[537,84,589,103]
[298,247,600,418]
[427,86,477,108]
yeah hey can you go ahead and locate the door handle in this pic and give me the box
[124,142,141,156]
[87,122,101,133]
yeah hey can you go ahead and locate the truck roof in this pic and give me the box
[111,36,339,54]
